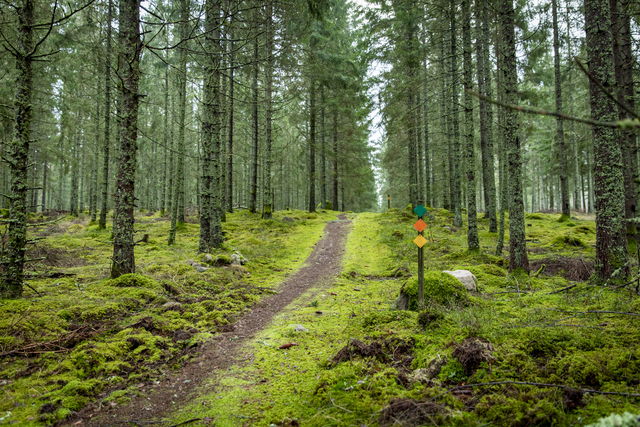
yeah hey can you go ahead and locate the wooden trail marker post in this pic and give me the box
[412,204,428,309]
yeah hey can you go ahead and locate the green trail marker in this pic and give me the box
[412,204,428,308]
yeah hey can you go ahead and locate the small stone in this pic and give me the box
[186,259,195,266]
[231,252,247,266]
[292,324,309,332]
[195,265,209,273]
[442,270,478,291]
[204,254,213,262]
[282,216,295,223]
[161,301,183,312]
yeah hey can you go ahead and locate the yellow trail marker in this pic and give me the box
[413,234,427,248]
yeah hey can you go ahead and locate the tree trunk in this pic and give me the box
[308,82,317,212]
[262,0,274,219]
[99,0,113,229]
[199,0,223,252]
[462,0,478,250]
[475,0,497,232]
[250,24,259,214]
[552,0,570,219]
[585,0,628,281]
[1,0,35,298]
[111,0,141,278]
[610,0,637,235]
[449,0,462,227]
[332,109,339,210]
[498,0,528,271]
[227,21,235,213]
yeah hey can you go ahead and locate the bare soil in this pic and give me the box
[65,215,351,426]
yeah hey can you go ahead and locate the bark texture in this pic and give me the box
[585,0,628,281]
[111,0,141,278]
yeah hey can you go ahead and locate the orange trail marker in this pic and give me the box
[413,218,427,232]
[413,235,427,248]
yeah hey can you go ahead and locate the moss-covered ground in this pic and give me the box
[170,208,640,426]
[0,209,337,425]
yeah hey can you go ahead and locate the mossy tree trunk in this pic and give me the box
[449,0,462,227]
[585,0,628,282]
[462,0,478,251]
[498,0,528,271]
[610,0,637,235]
[1,0,35,298]
[332,108,339,210]
[226,15,235,214]
[111,0,141,278]
[99,0,113,230]
[475,0,497,232]
[552,0,570,219]
[169,0,188,245]
[250,20,259,214]
[308,80,317,213]
[262,0,274,219]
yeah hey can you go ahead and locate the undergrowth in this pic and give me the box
[170,208,640,426]
[0,209,336,425]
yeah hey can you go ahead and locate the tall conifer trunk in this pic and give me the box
[610,0,637,235]
[1,0,35,297]
[462,0,478,250]
[552,0,570,218]
[498,0,528,271]
[99,0,113,229]
[111,0,141,278]
[585,0,628,281]
[262,0,274,219]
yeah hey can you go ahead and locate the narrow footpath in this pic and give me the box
[67,215,352,426]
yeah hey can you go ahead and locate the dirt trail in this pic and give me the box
[67,215,351,426]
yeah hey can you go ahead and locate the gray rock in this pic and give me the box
[443,270,477,291]
[161,301,183,312]
[186,259,195,266]
[194,264,209,272]
[231,252,247,266]
[291,324,309,332]
[204,254,213,262]
[409,355,447,383]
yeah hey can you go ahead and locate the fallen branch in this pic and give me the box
[447,380,640,398]
[0,325,103,358]
[168,419,203,427]
[547,284,577,294]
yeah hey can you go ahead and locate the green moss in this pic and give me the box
[475,391,563,426]
[108,273,161,289]
[400,271,471,310]
[552,233,587,248]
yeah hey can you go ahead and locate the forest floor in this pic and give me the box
[68,214,352,426]
[1,208,640,426]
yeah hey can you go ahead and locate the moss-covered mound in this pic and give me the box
[398,271,470,310]
[108,273,161,289]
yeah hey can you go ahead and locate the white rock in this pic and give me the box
[204,254,213,262]
[231,252,247,265]
[291,324,309,332]
[443,270,478,291]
